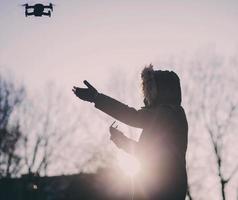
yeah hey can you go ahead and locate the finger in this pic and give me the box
[110,133,114,140]
[109,127,115,133]
[73,88,78,93]
[84,80,96,90]
[110,135,116,141]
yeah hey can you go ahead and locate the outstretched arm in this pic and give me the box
[110,122,138,154]
[73,80,152,128]
[95,93,151,128]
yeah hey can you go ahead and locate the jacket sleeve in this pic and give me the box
[114,134,138,155]
[94,93,151,128]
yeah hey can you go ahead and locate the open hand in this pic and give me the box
[72,80,98,103]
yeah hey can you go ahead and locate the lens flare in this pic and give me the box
[117,150,141,177]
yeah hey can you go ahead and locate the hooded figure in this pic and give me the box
[73,65,188,200]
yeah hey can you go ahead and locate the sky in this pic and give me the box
[1,1,238,198]
[0,0,238,92]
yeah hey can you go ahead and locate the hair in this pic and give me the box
[141,64,181,106]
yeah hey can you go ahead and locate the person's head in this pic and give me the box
[141,64,181,106]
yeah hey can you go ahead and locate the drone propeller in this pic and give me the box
[49,3,56,11]
[20,3,28,6]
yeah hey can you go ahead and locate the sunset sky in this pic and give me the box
[0,0,237,91]
[1,1,238,199]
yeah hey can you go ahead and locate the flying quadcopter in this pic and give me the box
[22,3,54,17]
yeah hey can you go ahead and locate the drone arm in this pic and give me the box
[44,4,53,11]
[42,11,51,17]
[25,11,34,16]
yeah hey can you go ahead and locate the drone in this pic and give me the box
[22,3,54,17]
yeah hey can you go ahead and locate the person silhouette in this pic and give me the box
[72,64,188,200]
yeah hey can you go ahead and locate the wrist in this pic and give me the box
[93,92,100,103]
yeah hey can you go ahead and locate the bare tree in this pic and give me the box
[200,68,237,200]
[181,53,238,200]
[16,83,79,176]
[0,72,25,178]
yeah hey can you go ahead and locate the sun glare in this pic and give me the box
[117,150,141,177]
